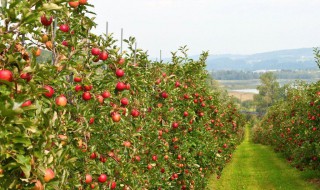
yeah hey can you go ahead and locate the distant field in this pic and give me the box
[218,78,319,90]
[228,91,255,101]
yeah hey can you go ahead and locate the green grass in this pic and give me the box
[207,126,320,190]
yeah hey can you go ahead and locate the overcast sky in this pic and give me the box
[90,0,320,58]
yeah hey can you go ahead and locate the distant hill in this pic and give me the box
[205,48,318,71]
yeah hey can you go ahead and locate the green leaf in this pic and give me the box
[41,3,62,11]
[15,155,31,178]
[12,136,31,146]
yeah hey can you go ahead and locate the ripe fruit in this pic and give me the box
[98,174,107,183]
[91,48,101,56]
[45,41,53,50]
[33,48,41,57]
[31,180,43,190]
[131,109,140,117]
[82,92,91,101]
[97,95,104,104]
[161,92,168,99]
[69,1,79,8]
[111,112,121,122]
[90,152,97,159]
[123,141,131,147]
[85,174,92,184]
[183,111,189,117]
[120,98,129,106]
[102,91,111,98]
[75,85,82,92]
[21,100,32,107]
[175,81,180,87]
[44,168,55,182]
[99,51,108,60]
[152,155,158,161]
[20,73,32,82]
[118,58,125,65]
[84,85,93,91]
[115,69,124,77]
[147,164,152,170]
[56,95,67,106]
[59,24,70,32]
[89,117,94,124]
[43,85,54,98]
[110,181,117,189]
[74,77,82,82]
[62,40,68,46]
[40,15,53,26]
[116,82,126,91]
[161,168,165,173]
[172,122,179,129]
[0,69,13,82]
[135,155,141,162]
[79,0,87,5]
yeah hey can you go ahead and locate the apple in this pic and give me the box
[69,1,79,8]
[91,48,100,56]
[84,85,92,91]
[161,92,168,99]
[115,69,124,77]
[120,98,129,106]
[33,48,41,57]
[45,41,53,50]
[116,82,126,91]
[98,174,107,183]
[123,141,131,147]
[62,40,68,46]
[41,34,48,43]
[44,168,55,182]
[161,168,165,173]
[99,51,108,60]
[79,0,87,5]
[101,91,111,98]
[21,100,32,107]
[56,95,67,106]
[74,77,82,82]
[20,73,32,82]
[40,15,53,26]
[135,155,141,162]
[96,95,104,104]
[75,85,82,92]
[152,155,158,161]
[175,81,180,87]
[111,112,121,122]
[177,154,182,160]
[131,109,140,117]
[147,164,152,170]
[118,58,125,65]
[31,180,43,190]
[183,111,188,117]
[82,92,91,101]
[110,181,116,189]
[90,152,97,159]
[0,69,13,82]
[126,83,131,90]
[85,174,92,184]
[172,122,179,129]
[59,24,69,32]
[43,85,54,98]
[89,117,94,124]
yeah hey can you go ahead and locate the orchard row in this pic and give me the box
[0,0,245,189]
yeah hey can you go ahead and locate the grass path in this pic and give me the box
[207,125,320,190]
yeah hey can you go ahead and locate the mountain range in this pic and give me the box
[202,48,318,71]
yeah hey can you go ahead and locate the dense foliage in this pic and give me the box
[0,0,245,189]
[253,80,320,171]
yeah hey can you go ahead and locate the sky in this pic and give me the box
[90,0,320,58]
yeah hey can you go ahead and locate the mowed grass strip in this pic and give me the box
[207,126,320,190]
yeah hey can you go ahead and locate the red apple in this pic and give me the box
[75,85,82,92]
[79,0,87,5]
[89,117,94,124]
[21,100,32,107]
[116,82,126,91]
[115,69,124,77]
[0,69,13,82]
[56,95,67,106]
[59,24,69,32]
[123,141,131,147]
[85,174,92,184]
[20,73,32,82]
[152,155,158,161]
[131,109,140,117]
[147,164,152,170]
[62,40,68,46]
[43,85,54,98]
[135,155,141,162]
[183,111,188,117]
[161,92,168,99]
[82,92,91,101]
[120,98,129,106]
[74,77,82,83]
[172,122,179,129]
[44,168,55,182]
[96,95,104,104]
[69,1,79,8]
[175,81,180,87]
[98,174,107,183]
[111,112,121,122]
[84,85,92,91]
[91,48,101,56]
[110,181,116,189]
[118,58,125,65]
[90,152,97,159]
[101,91,111,98]
[99,51,108,60]
[40,15,53,26]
